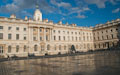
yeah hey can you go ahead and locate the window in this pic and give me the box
[8,46,11,53]
[111,29,113,32]
[8,34,12,40]
[53,30,55,33]
[40,29,42,32]
[0,26,3,30]
[16,34,19,40]
[102,36,104,40]
[24,37,26,40]
[116,28,118,31]
[101,31,103,34]
[34,45,37,51]
[54,36,56,40]
[72,37,74,41]
[41,45,44,51]
[106,35,108,39]
[111,34,114,39]
[24,28,26,31]
[33,37,37,41]
[68,36,70,41]
[83,32,84,35]
[106,30,108,33]
[0,33,3,39]
[98,37,99,40]
[63,31,65,34]
[0,46,3,54]
[46,35,49,41]
[64,45,66,50]
[16,27,19,31]
[16,45,19,52]
[24,45,27,52]
[75,32,77,34]
[76,37,77,41]
[54,45,56,50]
[40,37,42,41]
[79,37,81,41]
[63,36,65,41]
[71,32,73,34]
[33,28,36,31]
[59,45,61,50]
[59,36,61,40]
[8,27,12,30]
[46,29,48,32]
[47,45,50,50]
[58,31,60,33]
[67,31,69,34]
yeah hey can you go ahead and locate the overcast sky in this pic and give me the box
[0,0,120,27]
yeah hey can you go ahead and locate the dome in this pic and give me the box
[33,9,42,21]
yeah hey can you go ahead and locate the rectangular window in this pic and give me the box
[24,36,26,40]
[40,37,42,41]
[16,45,19,52]
[0,46,3,54]
[40,29,42,32]
[33,37,36,41]
[16,27,19,31]
[0,33,3,39]
[8,27,12,30]
[54,36,56,40]
[46,35,48,41]
[53,30,55,33]
[0,26,3,30]
[16,34,19,40]
[63,36,65,41]
[24,28,26,31]
[8,34,12,40]
[59,36,61,40]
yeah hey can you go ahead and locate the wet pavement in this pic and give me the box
[0,51,120,75]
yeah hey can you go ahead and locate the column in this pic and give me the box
[38,27,40,41]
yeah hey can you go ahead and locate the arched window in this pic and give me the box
[59,45,61,50]
[8,46,11,53]
[34,45,37,51]
[24,45,27,52]
[16,45,19,52]
[47,44,50,50]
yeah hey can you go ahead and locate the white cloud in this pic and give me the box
[84,0,107,8]
[76,14,86,18]
[50,0,71,9]
[112,8,120,13]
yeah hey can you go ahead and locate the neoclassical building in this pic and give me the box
[0,7,120,58]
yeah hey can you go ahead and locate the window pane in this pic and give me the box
[0,33,3,39]
[0,26,3,29]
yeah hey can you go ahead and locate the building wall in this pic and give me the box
[0,17,120,58]
[93,19,120,50]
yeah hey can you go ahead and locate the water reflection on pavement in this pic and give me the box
[0,51,120,75]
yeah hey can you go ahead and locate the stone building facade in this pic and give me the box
[0,7,120,58]
[93,20,120,50]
